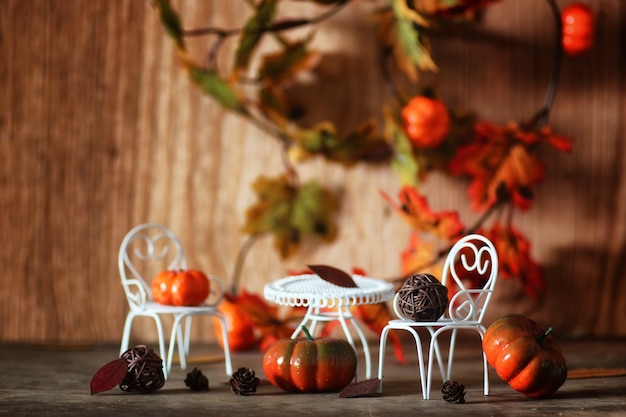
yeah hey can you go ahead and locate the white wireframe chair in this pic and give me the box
[377,233,498,399]
[118,223,233,379]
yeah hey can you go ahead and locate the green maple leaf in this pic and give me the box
[386,118,419,186]
[152,0,184,49]
[257,40,318,123]
[233,0,278,77]
[243,175,338,258]
[293,121,392,166]
[258,41,316,84]
[188,66,244,111]
[385,0,437,81]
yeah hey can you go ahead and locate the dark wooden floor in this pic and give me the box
[1,337,625,416]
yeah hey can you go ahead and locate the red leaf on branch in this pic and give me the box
[226,291,299,351]
[381,186,464,241]
[449,121,572,212]
[400,231,443,278]
[308,264,358,288]
[90,358,128,395]
[480,222,546,299]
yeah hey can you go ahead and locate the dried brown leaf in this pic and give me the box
[308,264,357,288]
[90,358,128,395]
[339,378,382,398]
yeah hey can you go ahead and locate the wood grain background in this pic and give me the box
[1,0,624,345]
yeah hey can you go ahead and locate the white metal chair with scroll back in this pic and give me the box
[377,233,498,399]
[118,223,233,379]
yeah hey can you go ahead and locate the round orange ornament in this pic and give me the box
[401,96,451,148]
[151,269,210,306]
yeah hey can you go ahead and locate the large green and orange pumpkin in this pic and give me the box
[263,328,357,393]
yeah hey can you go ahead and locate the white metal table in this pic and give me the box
[264,274,395,379]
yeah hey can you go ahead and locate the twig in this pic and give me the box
[230,234,263,295]
[380,45,409,105]
[181,0,349,39]
[524,0,563,129]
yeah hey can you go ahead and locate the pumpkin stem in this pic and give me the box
[301,325,315,341]
[537,327,553,345]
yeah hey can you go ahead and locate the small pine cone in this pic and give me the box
[229,367,260,396]
[442,380,466,404]
[184,368,209,391]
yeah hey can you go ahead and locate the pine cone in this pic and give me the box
[184,368,209,391]
[229,367,260,396]
[442,380,466,404]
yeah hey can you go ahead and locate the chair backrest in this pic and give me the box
[119,223,187,310]
[440,233,498,324]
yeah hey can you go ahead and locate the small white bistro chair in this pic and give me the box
[118,223,233,379]
[378,233,498,399]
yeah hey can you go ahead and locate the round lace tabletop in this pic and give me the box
[264,274,395,308]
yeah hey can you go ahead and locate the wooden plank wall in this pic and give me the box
[1,0,624,344]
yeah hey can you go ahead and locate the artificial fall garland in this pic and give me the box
[151,0,594,300]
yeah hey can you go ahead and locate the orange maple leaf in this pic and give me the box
[227,291,302,350]
[400,231,444,278]
[381,185,464,241]
[480,222,545,299]
[449,121,572,212]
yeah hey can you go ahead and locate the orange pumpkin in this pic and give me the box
[262,328,357,392]
[562,3,594,56]
[401,96,450,148]
[151,269,210,306]
[483,314,567,398]
[213,298,258,351]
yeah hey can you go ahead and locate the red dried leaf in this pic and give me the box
[449,121,571,212]
[339,378,382,398]
[480,222,546,299]
[308,264,358,288]
[381,186,464,241]
[90,358,128,395]
[226,291,298,348]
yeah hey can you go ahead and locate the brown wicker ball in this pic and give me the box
[119,345,165,394]
[396,273,449,321]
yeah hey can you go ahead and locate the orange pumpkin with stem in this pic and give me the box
[151,269,210,306]
[483,314,567,398]
[263,326,357,392]
[401,96,450,148]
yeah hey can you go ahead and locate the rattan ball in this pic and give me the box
[396,273,449,321]
[119,345,165,394]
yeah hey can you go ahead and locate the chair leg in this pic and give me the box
[380,326,428,399]
[406,327,428,400]
[183,315,193,359]
[426,335,439,400]
[480,331,489,396]
[167,314,186,377]
[175,317,188,370]
[426,327,446,383]
[376,326,393,396]
[216,312,233,376]
[447,328,458,381]
[149,314,168,380]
